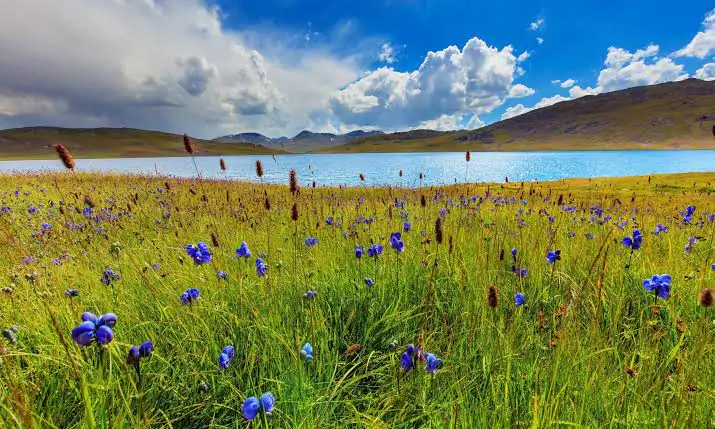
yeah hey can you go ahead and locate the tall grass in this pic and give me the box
[0,171,713,428]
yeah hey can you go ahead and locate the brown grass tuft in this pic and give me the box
[291,202,299,221]
[183,134,195,154]
[435,217,443,244]
[487,285,498,308]
[699,288,714,307]
[289,169,299,194]
[220,158,227,171]
[256,160,264,178]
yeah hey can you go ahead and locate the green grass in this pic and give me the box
[0,169,714,428]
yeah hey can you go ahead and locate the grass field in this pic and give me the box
[0,164,714,428]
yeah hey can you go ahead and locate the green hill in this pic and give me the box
[315,78,715,153]
[0,127,278,160]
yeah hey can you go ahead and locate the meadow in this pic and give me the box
[0,161,714,428]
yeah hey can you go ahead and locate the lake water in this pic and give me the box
[1,151,714,186]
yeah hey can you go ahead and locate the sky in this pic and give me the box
[0,0,714,139]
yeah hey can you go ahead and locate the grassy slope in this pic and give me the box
[0,171,714,427]
[0,127,280,160]
[316,78,715,153]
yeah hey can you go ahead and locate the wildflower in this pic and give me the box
[439,208,447,218]
[367,243,383,257]
[401,344,428,372]
[303,290,317,299]
[305,237,318,247]
[185,242,212,265]
[179,288,200,305]
[403,222,411,232]
[425,353,443,374]
[217,270,227,280]
[82,207,93,217]
[682,205,695,224]
[653,224,669,235]
[622,230,643,251]
[101,268,120,286]
[354,245,365,258]
[127,341,154,365]
[364,277,374,287]
[255,258,268,277]
[585,233,594,240]
[388,341,397,351]
[326,216,334,226]
[300,343,313,362]
[236,241,252,258]
[23,256,34,264]
[546,249,561,264]
[151,263,160,271]
[685,237,697,253]
[64,288,79,298]
[71,312,117,346]
[390,232,404,252]
[514,292,526,307]
[218,345,235,370]
[242,392,275,420]
[3,326,17,344]
[643,274,671,299]
[511,248,517,257]
[400,350,414,371]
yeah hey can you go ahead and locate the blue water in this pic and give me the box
[1,151,714,186]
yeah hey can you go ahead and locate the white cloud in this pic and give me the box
[500,43,688,121]
[330,37,519,129]
[517,51,530,62]
[536,37,544,45]
[508,84,535,98]
[466,114,484,129]
[695,63,715,80]
[0,0,363,138]
[529,18,544,31]
[675,9,715,59]
[416,114,463,131]
[378,42,397,64]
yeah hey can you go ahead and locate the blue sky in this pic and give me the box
[0,0,714,138]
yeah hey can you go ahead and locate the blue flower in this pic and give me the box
[403,222,411,232]
[643,274,671,299]
[126,346,141,365]
[354,245,365,258]
[326,216,334,226]
[653,224,669,235]
[217,270,227,280]
[514,292,525,307]
[64,288,79,298]
[425,353,443,374]
[685,236,697,253]
[439,208,447,218]
[185,242,212,265]
[367,243,383,257]
[82,207,93,217]
[180,287,200,305]
[390,232,404,252]
[139,341,154,357]
[71,313,117,347]
[546,249,561,264]
[300,343,313,362]
[255,258,268,277]
[101,268,120,286]
[622,230,643,251]
[303,290,317,299]
[218,345,235,370]
[242,392,275,420]
[400,351,413,371]
[236,241,251,258]
[364,277,374,287]
[511,248,517,257]
[305,237,318,247]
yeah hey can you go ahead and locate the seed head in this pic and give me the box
[264,195,271,211]
[84,195,95,208]
[399,169,403,177]
[699,288,714,307]
[465,151,471,162]
[487,285,498,308]
[256,160,264,178]
[183,134,195,154]
[220,158,227,171]
[421,195,426,207]
[291,202,299,221]
[289,169,300,194]
[54,144,75,170]
[211,232,220,248]
[359,173,365,182]
[435,217,443,245]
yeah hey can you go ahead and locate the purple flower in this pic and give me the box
[685,236,697,253]
[622,230,643,251]
[425,353,443,374]
[546,249,561,264]
[185,242,212,265]
[64,288,79,298]
[514,292,525,307]
[180,287,200,304]
[354,245,365,258]
[71,313,116,347]
[403,222,411,232]
[303,289,317,299]
[390,232,404,252]
[217,270,227,280]
[305,237,318,247]
[101,268,120,286]
[242,392,275,420]
[367,243,383,257]
[439,208,447,218]
[364,277,374,287]
[400,351,413,371]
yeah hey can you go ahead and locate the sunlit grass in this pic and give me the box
[0,170,714,428]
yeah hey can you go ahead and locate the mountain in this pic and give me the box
[214,129,384,152]
[0,127,278,159]
[314,78,715,153]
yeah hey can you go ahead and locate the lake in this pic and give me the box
[1,150,714,186]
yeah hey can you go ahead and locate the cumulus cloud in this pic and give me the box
[695,63,715,80]
[0,0,362,138]
[329,37,519,129]
[501,44,688,121]
[675,9,715,59]
[378,43,397,64]
[536,37,544,45]
[508,84,535,98]
[529,18,544,31]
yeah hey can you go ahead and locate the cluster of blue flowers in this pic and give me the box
[101,268,120,286]
[255,258,268,277]
[367,243,383,257]
[305,237,318,247]
[400,344,442,374]
[179,288,200,305]
[126,341,154,365]
[300,343,314,362]
[71,312,117,346]
[643,274,671,299]
[242,392,275,420]
[390,232,404,252]
[185,242,212,265]
[236,241,251,258]
[622,230,643,251]
[546,249,561,264]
